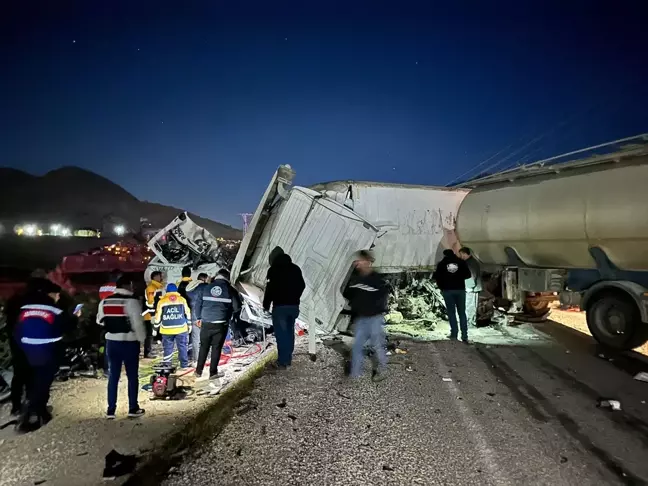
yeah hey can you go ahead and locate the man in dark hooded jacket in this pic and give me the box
[263,247,305,368]
[433,249,472,342]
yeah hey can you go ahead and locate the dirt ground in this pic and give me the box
[0,342,275,486]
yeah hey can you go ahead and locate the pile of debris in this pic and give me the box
[385,275,447,329]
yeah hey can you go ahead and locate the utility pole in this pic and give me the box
[239,213,253,235]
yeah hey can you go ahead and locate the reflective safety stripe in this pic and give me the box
[20,304,63,315]
[202,296,232,303]
[21,336,63,345]
[162,322,187,328]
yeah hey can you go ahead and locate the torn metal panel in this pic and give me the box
[234,181,378,333]
[231,165,296,283]
[310,181,469,273]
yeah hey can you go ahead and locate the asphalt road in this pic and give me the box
[164,323,648,486]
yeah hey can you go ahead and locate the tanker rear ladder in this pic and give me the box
[454,132,648,189]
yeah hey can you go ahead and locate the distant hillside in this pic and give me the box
[0,166,241,239]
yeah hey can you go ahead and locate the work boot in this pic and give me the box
[372,369,388,383]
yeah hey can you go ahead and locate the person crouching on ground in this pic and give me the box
[186,272,209,367]
[263,247,306,369]
[193,268,240,383]
[153,283,191,370]
[97,275,146,419]
[344,250,389,382]
[433,249,472,343]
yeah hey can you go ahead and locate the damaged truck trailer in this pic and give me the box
[230,165,466,345]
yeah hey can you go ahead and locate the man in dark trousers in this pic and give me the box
[186,272,209,365]
[263,246,305,369]
[3,271,51,416]
[97,275,146,419]
[459,247,482,328]
[433,249,472,342]
[193,269,240,382]
[13,280,73,432]
[344,250,389,381]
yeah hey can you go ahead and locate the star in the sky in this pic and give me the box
[72,40,76,44]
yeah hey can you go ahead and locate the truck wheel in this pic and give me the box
[586,292,648,350]
[523,300,550,316]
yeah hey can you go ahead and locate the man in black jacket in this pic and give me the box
[433,249,472,342]
[263,247,305,369]
[344,250,389,381]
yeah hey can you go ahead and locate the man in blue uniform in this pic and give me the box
[13,280,72,432]
[193,269,240,381]
[3,271,51,416]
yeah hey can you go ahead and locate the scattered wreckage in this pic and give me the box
[231,134,648,352]
[145,212,227,283]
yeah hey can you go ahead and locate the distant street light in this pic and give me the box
[23,224,39,237]
[114,225,126,236]
[60,227,71,237]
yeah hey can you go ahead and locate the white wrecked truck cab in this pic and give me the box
[231,165,378,334]
[145,212,223,284]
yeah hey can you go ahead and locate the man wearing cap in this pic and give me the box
[153,283,191,369]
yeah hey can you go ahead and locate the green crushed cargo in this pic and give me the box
[385,276,447,339]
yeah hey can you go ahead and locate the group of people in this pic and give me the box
[3,243,480,429]
[346,246,481,381]
[95,266,247,418]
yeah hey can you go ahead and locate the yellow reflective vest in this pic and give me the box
[153,292,191,335]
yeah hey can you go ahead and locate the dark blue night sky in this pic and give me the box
[2,1,646,227]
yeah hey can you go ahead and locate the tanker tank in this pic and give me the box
[455,152,648,273]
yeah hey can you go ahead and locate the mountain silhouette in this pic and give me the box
[0,166,241,238]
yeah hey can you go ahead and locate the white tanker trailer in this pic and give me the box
[454,134,648,350]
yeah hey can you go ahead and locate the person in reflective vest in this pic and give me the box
[13,280,71,432]
[97,275,146,419]
[153,283,191,369]
[143,271,164,357]
[3,271,51,416]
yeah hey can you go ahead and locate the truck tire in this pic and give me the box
[586,292,648,350]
